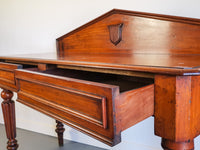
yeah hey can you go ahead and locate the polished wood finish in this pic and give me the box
[115,84,154,131]
[2,53,200,75]
[162,138,194,150]
[37,63,56,71]
[0,62,22,91]
[1,89,18,150]
[1,9,200,149]
[15,68,154,145]
[55,120,65,146]
[155,75,192,141]
[16,69,115,145]
[37,63,64,145]
[155,75,200,150]
[108,23,123,45]
[57,9,200,56]
[1,9,200,75]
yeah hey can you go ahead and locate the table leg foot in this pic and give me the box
[55,120,65,146]
[161,138,194,150]
[1,89,18,150]
[7,139,18,150]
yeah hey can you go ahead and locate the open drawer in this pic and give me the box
[15,68,154,146]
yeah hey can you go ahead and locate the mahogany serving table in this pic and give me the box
[1,9,200,150]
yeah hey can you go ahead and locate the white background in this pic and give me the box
[0,0,200,149]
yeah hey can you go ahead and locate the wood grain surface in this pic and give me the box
[1,9,200,75]
[2,9,200,149]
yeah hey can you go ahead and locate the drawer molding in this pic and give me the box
[16,73,109,129]
[17,96,113,145]
[0,62,22,91]
[0,77,15,84]
[18,90,107,129]
[15,68,154,146]
[16,69,119,146]
[0,62,22,70]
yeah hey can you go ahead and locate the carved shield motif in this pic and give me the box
[108,23,123,45]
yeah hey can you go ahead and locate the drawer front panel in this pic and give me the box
[0,70,15,82]
[0,62,22,91]
[19,79,106,128]
[15,69,119,145]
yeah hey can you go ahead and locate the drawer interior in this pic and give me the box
[36,68,154,92]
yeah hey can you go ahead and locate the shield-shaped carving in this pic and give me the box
[108,23,123,45]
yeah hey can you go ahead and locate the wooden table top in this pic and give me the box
[1,52,200,75]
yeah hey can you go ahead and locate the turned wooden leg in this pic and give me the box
[161,138,194,150]
[1,89,18,150]
[55,120,65,146]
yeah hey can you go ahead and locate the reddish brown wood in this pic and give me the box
[0,62,22,70]
[56,9,200,56]
[0,62,22,91]
[115,84,154,132]
[55,120,65,146]
[15,68,119,146]
[108,23,123,45]
[1,89,18,150]
[162,138,194,150]
[2,10,200,75]
[2,53,200,75]
[190,76,200,138]
[38,63,65,147]
[154,75,200,149]
[2,9,200,150]
[155,75,192,141]
[3,54,200,76]
[37,63,56,71]
[14,68,154,146]
[16,70,109,128]
[57,9,200,43]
